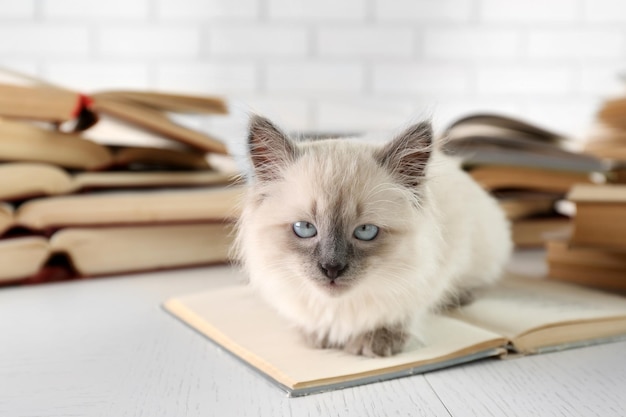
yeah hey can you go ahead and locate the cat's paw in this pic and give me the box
[301,329,333,349]
[344,324,408,357]
[437,287,477,311]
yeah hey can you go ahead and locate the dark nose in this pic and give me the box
[320,262,347,280]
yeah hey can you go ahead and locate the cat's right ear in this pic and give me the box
[248,115,297,182]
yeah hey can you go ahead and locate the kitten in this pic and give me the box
[236,115,512,357]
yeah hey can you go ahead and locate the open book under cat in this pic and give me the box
[164,274,626,397]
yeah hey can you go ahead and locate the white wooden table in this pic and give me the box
[1,250,625,417]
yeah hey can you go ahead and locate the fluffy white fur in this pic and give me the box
[236,116,512,357]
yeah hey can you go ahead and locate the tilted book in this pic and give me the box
[164,274,626,397]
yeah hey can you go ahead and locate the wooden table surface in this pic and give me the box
[1,250,625,417]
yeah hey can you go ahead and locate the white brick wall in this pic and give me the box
[156,0,259,19]
[99,26,200,58]
[479,0,580,22]
[268,0,367,21]
[375,0,473,22]
[266,62,364,95]
[527,29,624,59]
[0,24,90,57]
[0,0,35,18]
[475,66,575,95]
[1,0,626,138]
[44,63,150,91]
[156,63,258,94]
[317,27,415,58]
[373,65,470,95]
[423,28,522,60]
[43,0,149,19]
[585,0,626,22]
[207,25,309,57]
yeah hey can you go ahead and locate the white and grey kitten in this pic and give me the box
[236,115,512,357]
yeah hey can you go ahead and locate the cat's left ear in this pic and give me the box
[376,121,433,189]
[248,114,297,182]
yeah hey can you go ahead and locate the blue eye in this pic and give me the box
[293,221,317,238]
[354,224,379,241]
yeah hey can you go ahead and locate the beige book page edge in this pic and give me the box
[15,186,244,229]
[0,202,14,234]
[50,223,233,275]
[0,236,50,281]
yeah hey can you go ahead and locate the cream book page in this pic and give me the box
[0,236,49,281]
[73,171,233,190]
[448,274,626,352]
[0,203,14,235]
[165,285,507,395]
[0,163,74,200]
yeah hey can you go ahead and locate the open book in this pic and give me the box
[443,113,605,173]
[0,75,229,154]
[0,119,223,171]
[164,274,626,397]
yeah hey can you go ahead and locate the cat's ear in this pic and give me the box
[248,114,297,182]
[376,121,433,189]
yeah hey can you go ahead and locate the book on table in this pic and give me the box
[164,273,626,397]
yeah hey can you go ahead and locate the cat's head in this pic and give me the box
[239,115,434,298]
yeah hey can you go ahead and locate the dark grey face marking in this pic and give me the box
[315,202,355,283]
[316,224,351,281]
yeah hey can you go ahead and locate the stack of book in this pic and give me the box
[0,70,242,286]
[545,91,626,292]
[443,114,607,247]
[546,184,626,292]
